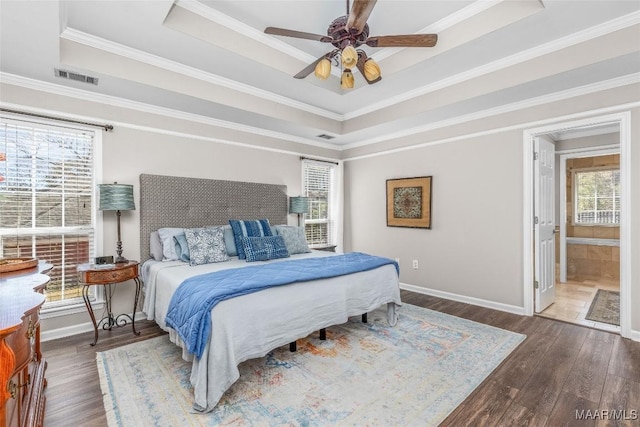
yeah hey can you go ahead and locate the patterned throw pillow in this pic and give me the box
[240,235,290,262]
[229,219,273,260]
[184,227,230,266]
[273,225,311,255]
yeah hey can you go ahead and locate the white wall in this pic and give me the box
[343,88,640,337]
[0,82,341,336]
[345,131,525,309]
[2,80,639,340]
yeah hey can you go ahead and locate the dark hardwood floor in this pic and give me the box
[41,290,640,426]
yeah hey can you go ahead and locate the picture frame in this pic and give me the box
[386,176,432,229]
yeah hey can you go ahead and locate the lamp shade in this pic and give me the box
[341,69,354,89]
[99,183,135,211]
[341,45,358,69]
[314,58,331,80]
[363,58,381,82]
[289,196,309,214]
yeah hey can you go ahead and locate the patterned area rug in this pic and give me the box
[585,289,620,325]
[97,304,525,426]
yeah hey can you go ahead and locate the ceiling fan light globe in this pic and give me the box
[341,69,354,89]
[363,59,381,82]
[314,58,331,80]
[341,45,358,69]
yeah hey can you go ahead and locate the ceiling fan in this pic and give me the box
[264,0,438,88]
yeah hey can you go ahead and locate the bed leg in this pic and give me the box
[289,341,297,352]
[319,328,326,340]
[362,313,368,323]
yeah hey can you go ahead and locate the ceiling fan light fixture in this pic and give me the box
[341,69,354,89]
[265,0,438,88]
[314,58,332,80]
[341,45,358,69]
[363,58,381,82]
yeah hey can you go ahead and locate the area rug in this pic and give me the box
[97,303,525,426]
[585,289,620,325]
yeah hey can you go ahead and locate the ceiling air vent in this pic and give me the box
[54,68,99,85]
[316,134,335,140]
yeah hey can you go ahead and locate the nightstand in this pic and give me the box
[77,261,141,346]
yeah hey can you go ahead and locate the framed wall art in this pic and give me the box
[386,176,432,229]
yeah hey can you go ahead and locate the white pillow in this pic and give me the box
[149,231,163,260]
[157,227,184,261]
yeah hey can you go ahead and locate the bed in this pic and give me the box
[138,174,402,412]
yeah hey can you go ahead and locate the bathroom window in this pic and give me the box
[573,168,620,225]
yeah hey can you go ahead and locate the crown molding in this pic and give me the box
[174,0,315,64]
[345,101,639,162]
[56,10,639,128]
[372,0,502,62]
[345,11,640,120]
[60,27,344,121]
[341,73,640,151]
[0,98,342,162]
[3,71,637,155]
[0,72,337,150]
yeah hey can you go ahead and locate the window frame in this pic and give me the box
[0,115,103,316]
[301,159,336,248]
[572,166,620,226]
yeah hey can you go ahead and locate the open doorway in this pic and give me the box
[522,112,631,338]
[542,138,620,332]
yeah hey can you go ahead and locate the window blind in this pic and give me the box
[0,119,96,305]
[302,161,334,247]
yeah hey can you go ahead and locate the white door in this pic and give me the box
[534,136,556,312]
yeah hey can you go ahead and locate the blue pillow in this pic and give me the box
[273,225,311,255]
[223,225,237,257]
[229,219,273,260]
[240,235,289,262]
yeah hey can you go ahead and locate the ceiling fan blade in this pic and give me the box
[346,0,377,34]
[293,53,333,79]
[265,27,333,43]
[365,34,438,48]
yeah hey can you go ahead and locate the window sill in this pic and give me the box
[41,300,104,319]
[566,237,619,247]
[571,224,619,227]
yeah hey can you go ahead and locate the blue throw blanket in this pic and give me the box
[165,252,399,358]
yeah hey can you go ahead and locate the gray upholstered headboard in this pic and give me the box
[139,174,288,261]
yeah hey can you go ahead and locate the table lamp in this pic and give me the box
[289,196,309,227]
[99,182,135,263]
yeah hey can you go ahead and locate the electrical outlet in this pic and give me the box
[412,259,419,269]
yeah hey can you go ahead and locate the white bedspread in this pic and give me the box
[142,251,402,412]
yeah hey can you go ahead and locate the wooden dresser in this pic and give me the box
[0,263,50,427]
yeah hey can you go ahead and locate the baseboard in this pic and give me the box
[41,311,146,342]
[400,283,526,316]
[630,329,640,343]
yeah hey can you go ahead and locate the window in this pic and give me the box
[0,118,97,310]
[573,168,620,225]
[302,160,336,247]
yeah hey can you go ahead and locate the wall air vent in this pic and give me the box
[316,134,335,140]
[54,68,99,85]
